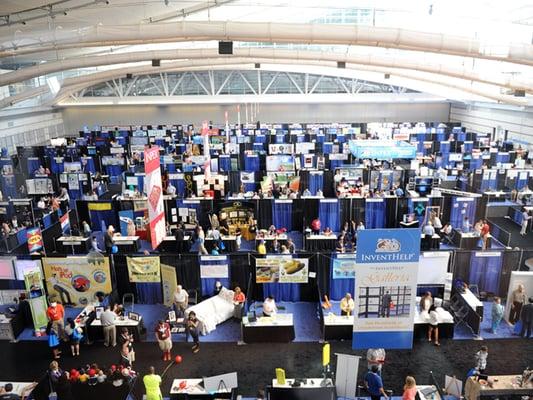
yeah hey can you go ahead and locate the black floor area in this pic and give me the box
[2,337,532,398]
[491,217,533,249]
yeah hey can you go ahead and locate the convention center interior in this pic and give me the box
[0,1,532,399]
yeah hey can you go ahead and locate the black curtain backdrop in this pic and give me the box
[322,170,335,198]
[299,170,310,192]
[228,171,241,194]
[451,251,471,285]
[255,199,273,229]
[228,253,253,295]
[300,199,319,230]
[385,197,398,228]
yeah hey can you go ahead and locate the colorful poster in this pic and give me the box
[24,270,48,329]
[26,227,43,253]
[266,155,295,172]
[144,145,166,249]
[353,229,420,349]
[256,257,308,283]
[332,255,356,279]
[160,263,177,307]
[126,256,161,283]
[59,213,70,234]
[42,257,112,306]
[200,256,229,278]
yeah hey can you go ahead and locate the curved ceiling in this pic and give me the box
[0,0,531,107]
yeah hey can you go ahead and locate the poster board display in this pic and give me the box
[200,256,229,278]
[353,229,420,349]
[160,263,177,307]
[15,259,42,281]
[126,256,161,283]
[0,257,15,280]
[266,155,295,172]
[144,145,166,249]
[332,255,356,279]
[24,269,49,329]
[256,257,308,283]
[42,257,112,306]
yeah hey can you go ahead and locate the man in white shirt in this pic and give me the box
[520,208,532,236]
[340,293,355,316]
[100,306,117,347]
[173,285,189,317]
[262,296,277,317]
[423,221,435,237]
[166,182,176,196]
[37,197,46,209]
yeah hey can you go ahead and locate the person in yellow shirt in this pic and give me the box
[340,293,355,316]
[257,239,266,255]
[143,366,162,400]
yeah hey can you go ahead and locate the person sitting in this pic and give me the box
[462,217,472,233]
[323,227,333,236]
[186,311,200,353]
[91,236,103,253]
[340,293,355,316]
[0,383,21,400]
[257,239,266,255]
[173,285,189,317]
[474,219,483,237]
[311,218,321,235]
[82,221,92,237]
[271,238,280,254]
[37,197,46,210]
[286,238,296,253]
[336,234,345,253]
[267,225,277,236]
[219,217,230,236]
[210,244,220,256]
[262,296,277,317]
[280,245,290,254]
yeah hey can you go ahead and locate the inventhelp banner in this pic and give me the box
[144,145,166,249]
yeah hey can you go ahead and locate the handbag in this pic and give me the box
[48,332,59,348]
[129,349,135,362]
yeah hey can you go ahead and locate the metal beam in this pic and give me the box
[309,75,324,94]
[216,70,234,95]
[169,72,188,96]
[286,72,303,94]
[238,71,257,95]
[262,72,280,94]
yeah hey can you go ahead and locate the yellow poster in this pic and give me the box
[42,257,112,306]
[127,256,161,283]
[160,264,177,307]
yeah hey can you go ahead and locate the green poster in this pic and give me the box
[24,270,48,330]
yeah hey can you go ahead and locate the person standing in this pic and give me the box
[187,311,200,354]
[364,365,389,400]
[100,305,117,347]
[480,220,490,250]
[173,285,189,318]
[143,366,162,400]
[196,226,208,255]
[475,346,488,374]
[81,221,91,238]
[233,287,246,319]
[428,305,440,346]
[520,297,533,338]
[104,225,115,254]
[340,293,355,316]
[366,348,385,374]
[490,297,505,334]
[64,318,82,356]
[119,327,134,365]
[381,291,392,318]
[509,284,526,324]
[402,376,417,400]
[47,300,66,341]
[46,321,61,359]
[520,208,532,236]
[155,320,172,361]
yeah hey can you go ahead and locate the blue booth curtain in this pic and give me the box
[470,157,483,170]
[1,175,17,199]
[468,253,502,294]
[262,283,300,302]
[51,157,64,174]
[329,159,344,170]
[463,142,474,153]
[89,206,116,231]
[365,199,386,229]
[319,199,340,232]
[308,172,323,195]
[316,134,325,143]
[272,201,293,231]
[329,258,355,301]
[244,155,260,172]
[450,197,476,229]
[496,153,510,164]
[136,283,163,304]
[219,156,232,172]
[81,157,96,174]
[253,143,265,152]
[323,143,333,154]
[255,134,266,143]
[27,158,40,176]
[516,172,529,190]
[201,278,231,297]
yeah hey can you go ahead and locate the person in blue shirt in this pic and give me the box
[364,365,389,400]
[394,185,404,197]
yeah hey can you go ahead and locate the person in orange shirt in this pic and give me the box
[402,376,417,400]
[47,300,66,340]
[233,287,246,319]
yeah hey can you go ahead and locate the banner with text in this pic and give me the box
[42,257,112,306]
[160,263,177,307]
[353,229,420,349]
[332,254,357,279]
[26,227,43,253]
[200,256,229,278]
[127,256,161,283]
[256,257,309,283]
[144,145,166,249]
[24,269,49,329]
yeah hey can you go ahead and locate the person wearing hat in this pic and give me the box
[143,366,162,400]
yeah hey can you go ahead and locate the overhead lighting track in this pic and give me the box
[0,0,109,27]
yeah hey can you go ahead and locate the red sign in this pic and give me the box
[144,145,166,250]
[26,227,43,253]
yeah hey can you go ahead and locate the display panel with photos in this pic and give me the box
[266,155,295,172]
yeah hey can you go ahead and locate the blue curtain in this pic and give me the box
[365,199,386,229]
[201,278,231,297]
[89,208,116,231]
[272,201,292,231]
[27,158,40,176]
[136,283,162,304]
[463,142,474,153]
[50,157,64,174]
[255,134,266,143]
[469,157,483,170]
[244,155,260,172]
[81,157,96,173]
[263,283,300,302]
[516,172,529,190]
[468,254,502,294]
[316,134,325,143]
[1,175,17,199]
[449,197,476,229]
[106,165,124,177]
[329,159,344,170]
[329,259,355,301]
[308,172,323,195]
[496,153,510,164]
[323,143,333,154]
[219,156,231,172]
[319,200,340,232]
